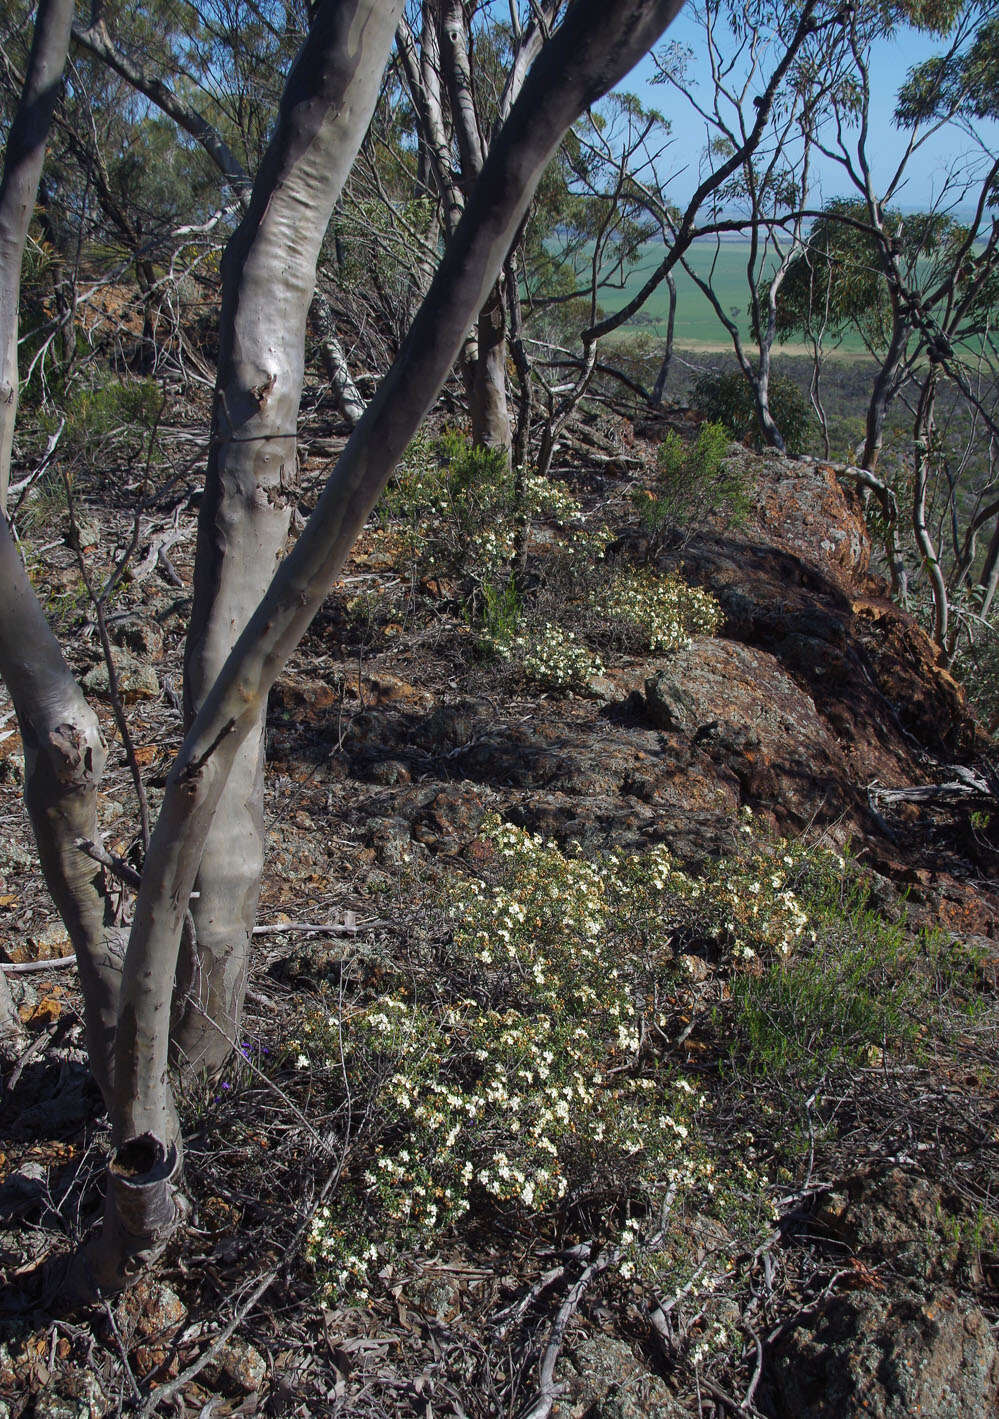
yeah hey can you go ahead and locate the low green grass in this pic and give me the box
[727,854,990,1088]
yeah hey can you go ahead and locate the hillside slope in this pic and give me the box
[1,427,997,1418]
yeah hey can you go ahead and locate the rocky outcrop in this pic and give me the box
[640,637,855,829]
[726,449,870,579]
[772,1287,999,1419]
[554,1335,684,1418]
[770,1167,999,1419]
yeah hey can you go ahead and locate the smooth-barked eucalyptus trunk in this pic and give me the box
[470,287,512,458]
[0,0,119,1099]
[0,519,116,1100]
[172,0,405,1075]
[0,0,75,511]
[441,0,508,456]
[97,0,686,1286]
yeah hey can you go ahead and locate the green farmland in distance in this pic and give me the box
[586,238,868,354]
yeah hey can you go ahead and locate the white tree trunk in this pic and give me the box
[0,0,118,1103]
[97,0,686,1284]
[172,0,405,1075]
[0,0,75,510]
[0,520,116,1100]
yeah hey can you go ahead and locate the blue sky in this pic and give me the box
[617,8,998,214]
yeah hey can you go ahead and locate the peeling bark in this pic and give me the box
[99,0,685,1280]
[88,1134,183,1291]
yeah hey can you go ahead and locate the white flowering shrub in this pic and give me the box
[298,812,828,1301]
[487,620,604,692]
[380,431,581,586]
[593,569,722,653]
[478,558,720,691]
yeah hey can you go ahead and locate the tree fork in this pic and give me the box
[97,0,686,1286]
[173,0,406,1073]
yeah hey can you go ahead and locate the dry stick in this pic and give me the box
[516,1248,619,1419]
[128,528,184,586]
[100,1297,142,1405]
[494,1243,593,1341]
[698,1375,756,1417]
[743,1325,765,1414]
[516,1198,676,1419]
[250,918,383,938]
[136,1262,279,1418]
[5,1026,54,1091]
[9,416,65,513]
[2,955,76,974]
[77,837,142,890]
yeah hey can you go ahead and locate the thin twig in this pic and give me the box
[77,837,142,889]
[181,718,236,779]
[61,473,152,847]
[137,1141,353,1415]
[100,1297,142,1404]
[178,1002,337,1155]
[5,1027,52,1091]
[494,1244,593,1340]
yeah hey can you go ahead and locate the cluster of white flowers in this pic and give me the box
[595,569,722,653]
[690,1321,731,1369]
[519,472,581,525]
[381,436,587,587]
[467,525,517,576]
[305,1209,379,1300]
[297,812,835,1302]
[489,621,604,690]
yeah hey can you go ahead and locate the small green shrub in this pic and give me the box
[478,578,521,648]
[44,377,163,454]
[691,370,810,456]
[953,613,999,733]
[383,431,580,587]
[730,944,910,1083]
[17,470,69,539]
[633,421,748,550]
[727,859,988,1087]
